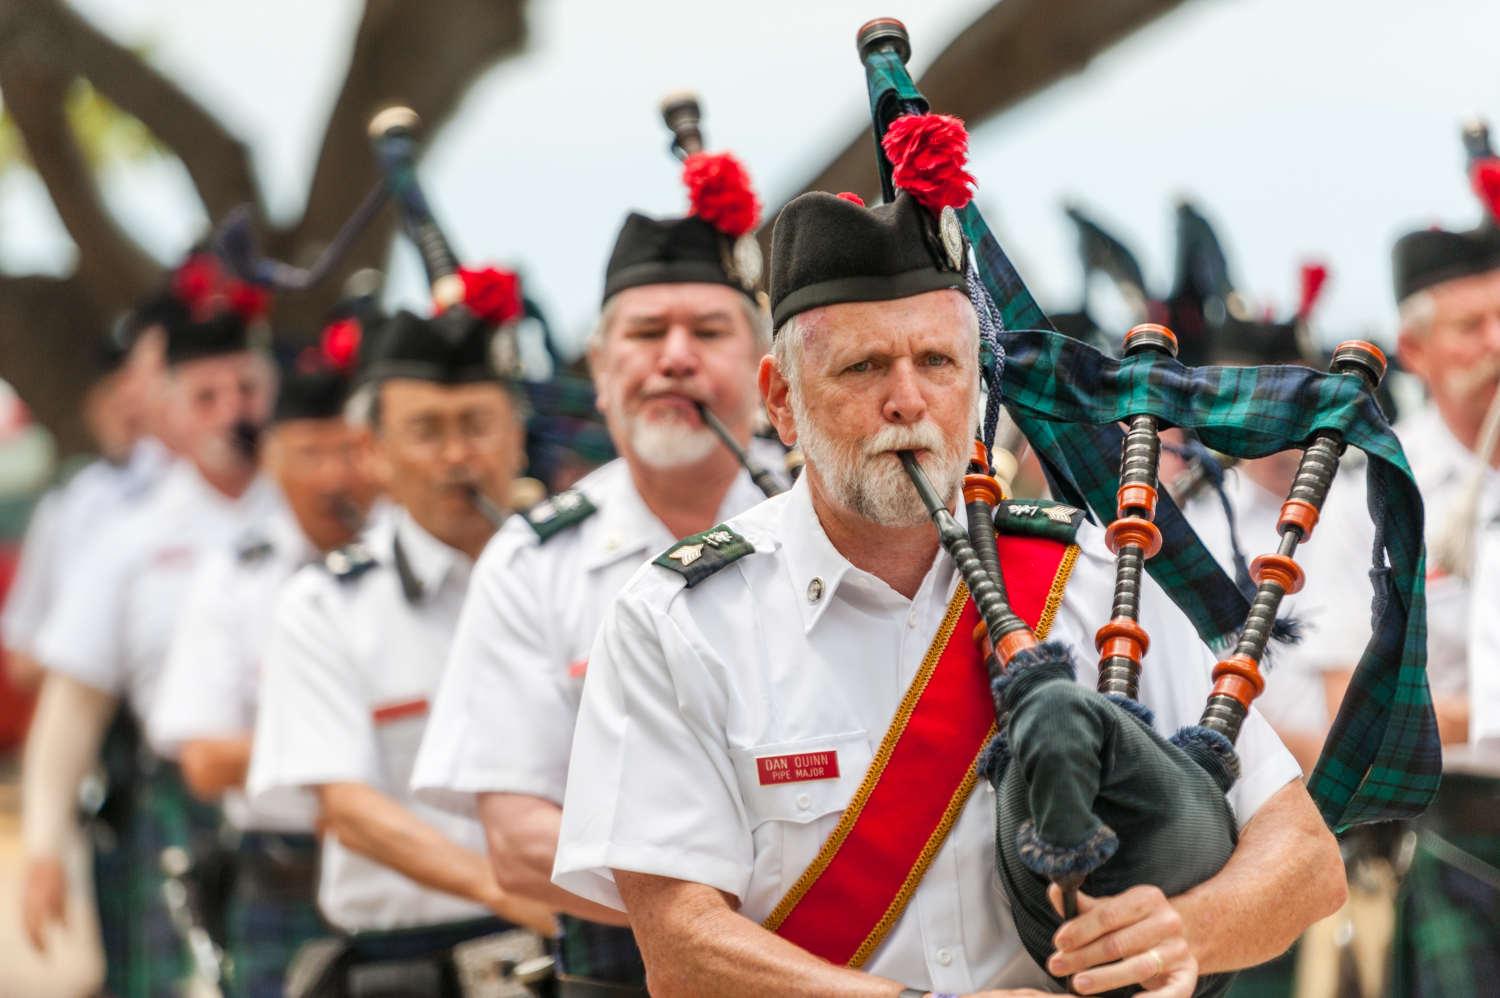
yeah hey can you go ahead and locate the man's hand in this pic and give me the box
[1046,884,1196,997]
[21,856,67,952]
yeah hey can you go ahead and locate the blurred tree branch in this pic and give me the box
[0,0,529,455]
[760,0,1192,250]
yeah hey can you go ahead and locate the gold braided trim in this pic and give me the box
[847,722,997,967]
[1035,544,1081,641]
[845,541,1079,965]
[762,582,971,933]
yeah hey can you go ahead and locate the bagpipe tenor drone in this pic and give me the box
[853,17,1438,997]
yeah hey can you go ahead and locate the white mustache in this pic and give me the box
[861,420,949,459]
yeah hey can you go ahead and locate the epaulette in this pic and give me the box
[324,542,377,583]
[523,490,598,543]
[653,525,755,588]
[994,499,1083,545]
[236,536,274,565]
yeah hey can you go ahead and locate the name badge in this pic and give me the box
[372,698,429,725]
[757,750,840,786]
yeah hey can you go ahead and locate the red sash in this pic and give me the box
[764,535,1078,967]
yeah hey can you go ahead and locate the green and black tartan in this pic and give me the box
[93,743,226,998]
[862,51,1439,833]
[225,832,325,998]
[555,915,646,986]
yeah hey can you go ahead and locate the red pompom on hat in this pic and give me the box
[881,113,975,216]
[226,280,271,321]
[836,192,865,206]
[683,150,762,238]
[1297,262,1329,320]
[1471,158,1500,221]
[172,253,221,311]
[320,317,362,373]
[458,266,524,326]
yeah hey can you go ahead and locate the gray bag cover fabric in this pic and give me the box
[984,642,1240,997]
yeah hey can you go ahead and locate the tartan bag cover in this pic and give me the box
[862,48,1438,833]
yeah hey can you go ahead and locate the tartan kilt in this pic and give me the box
[555,915,645,986]
[93,751,226,998]
[1391,773,1500,998]
[225,832,324,998]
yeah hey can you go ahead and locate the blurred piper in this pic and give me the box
[1297,119,1500,996]
[20,253,278,998]
[247,288,557,998]
[146,316,379,998]
[409,129,783,995]
[2,319,171,693]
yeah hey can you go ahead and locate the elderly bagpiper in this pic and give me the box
[410,93,783,996]
[146,321,380,998]
[1298,118,1500,996]
[246,108,556,998]
[21,254,281,998]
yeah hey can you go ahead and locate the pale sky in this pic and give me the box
[3,0,1499,357]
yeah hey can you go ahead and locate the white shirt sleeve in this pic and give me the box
[1292,471,1377,673]
[414,530,577,813]
[2,491,64,656]
[248,570,382,797]
[33,522,132,696]
[148,550,253,756]
[1469,525,1500,755]
[553,588,752,912]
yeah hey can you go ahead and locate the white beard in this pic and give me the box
[627,414,720,469]
[793,392,969,528]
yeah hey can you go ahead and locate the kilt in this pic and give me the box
[92,741,226,998]
[1390,773,1500,998]
[226,831,324,998]
[555,916,645,987]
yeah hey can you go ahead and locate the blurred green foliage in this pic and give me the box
[0,78,164,176]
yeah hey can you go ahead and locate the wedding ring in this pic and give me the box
[1146,948,1164,978]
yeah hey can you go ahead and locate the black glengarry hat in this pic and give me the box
[769,190,967,329]
[359,310,508,385]
[129,252,269,364]
[1393,116,1500,303]
[604,214,746,301]
[603,147,763,303]
[274,367,350,422]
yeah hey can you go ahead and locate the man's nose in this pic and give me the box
[883,358,928,425]
[1483,311,1500,353]
[657,323,701,378]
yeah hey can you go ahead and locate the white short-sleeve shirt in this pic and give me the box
[412,456,780,814]
[1467,523,1500,756]
[34,460,281,722]
[247,509,493,933]
[3,438,171,656]
[1295,406,1500,699]
[149,504,322,832]
[1183,469,1330,735]
[553,477,1300,993]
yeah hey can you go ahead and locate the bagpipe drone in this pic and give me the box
[854,17,1437,996]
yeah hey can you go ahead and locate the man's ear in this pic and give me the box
[1396,325,1429,384]
[759,354,797,446]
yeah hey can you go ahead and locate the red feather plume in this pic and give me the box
[880,113,975,215]
[172,254,221,312]
[1297,263,1329,320]
[320,318,362,373]
[682,151,762,238]
[836,191,865,206]
[1471,158,1500,222]
[459,266,524,326]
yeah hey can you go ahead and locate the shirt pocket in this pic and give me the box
[728,731,873,828]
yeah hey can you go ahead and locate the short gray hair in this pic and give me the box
[588,290,770,359]
[1398,289,1437,336]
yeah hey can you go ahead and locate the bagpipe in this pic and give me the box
[856,18,1438,995]
[658,91,791,498]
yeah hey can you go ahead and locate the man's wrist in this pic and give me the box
[898,989,958,998]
